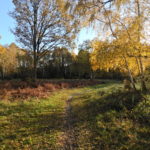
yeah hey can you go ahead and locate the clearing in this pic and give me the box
[0,80,150,150]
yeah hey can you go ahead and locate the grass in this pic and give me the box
[0,80,150,150]
[0,89,77,149]
[70,82,150,150]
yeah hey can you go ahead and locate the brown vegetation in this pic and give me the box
[0,80,103,101]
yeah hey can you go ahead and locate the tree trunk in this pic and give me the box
[33,53,37,80]
[136,0,147,92]
[124,56,137,91]
[139,57,147,92]
[61,55,65,78]
[2,69,4,80]
[0,67,4,80]
[33,3,38,81]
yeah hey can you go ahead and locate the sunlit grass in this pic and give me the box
[0,81,149,150]
[0,89,77,149]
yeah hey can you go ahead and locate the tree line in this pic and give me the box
[1,40,150,81]
[0,41,125,80]
[0,0,150,92]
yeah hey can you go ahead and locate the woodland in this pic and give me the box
[0,0,150,149]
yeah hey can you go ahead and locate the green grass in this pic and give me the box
[0,89,77,150]
[0,81,150,150]
[70,82,150,150]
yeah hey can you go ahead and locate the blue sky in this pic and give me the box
[0,0,96,48]
[0,0,15,46]
[76,27,96,45]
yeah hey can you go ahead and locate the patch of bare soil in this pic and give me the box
[58,93,84,150]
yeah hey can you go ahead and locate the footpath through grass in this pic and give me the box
[0,81,150,150]
[0,89,78,149]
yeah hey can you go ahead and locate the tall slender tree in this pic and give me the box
[63,0,150,91]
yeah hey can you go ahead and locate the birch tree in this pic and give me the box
[63,0,150,91]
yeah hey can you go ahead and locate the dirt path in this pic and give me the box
[58,91,91,150]
[62,95,77,150]
[59,93,83,150]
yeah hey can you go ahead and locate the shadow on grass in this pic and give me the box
[71,90,149,150]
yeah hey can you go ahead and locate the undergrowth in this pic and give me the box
[0,79,103,101]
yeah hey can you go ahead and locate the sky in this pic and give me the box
[0,0,97,49]
[0,0,15,46]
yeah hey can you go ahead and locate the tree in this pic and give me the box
[76,41,93,78]
[77,49,91,78]
[51,47,72,78]
[90,37,150,90]
[0,44,19,79]
[0,45,6,79]
[11,0,74,79]
[78,40,92,52]
[63,0,150,91]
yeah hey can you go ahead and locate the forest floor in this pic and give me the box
[0,80,150,150]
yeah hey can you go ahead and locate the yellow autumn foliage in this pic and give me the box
[90,39,150,76]
[0,45,6,54]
